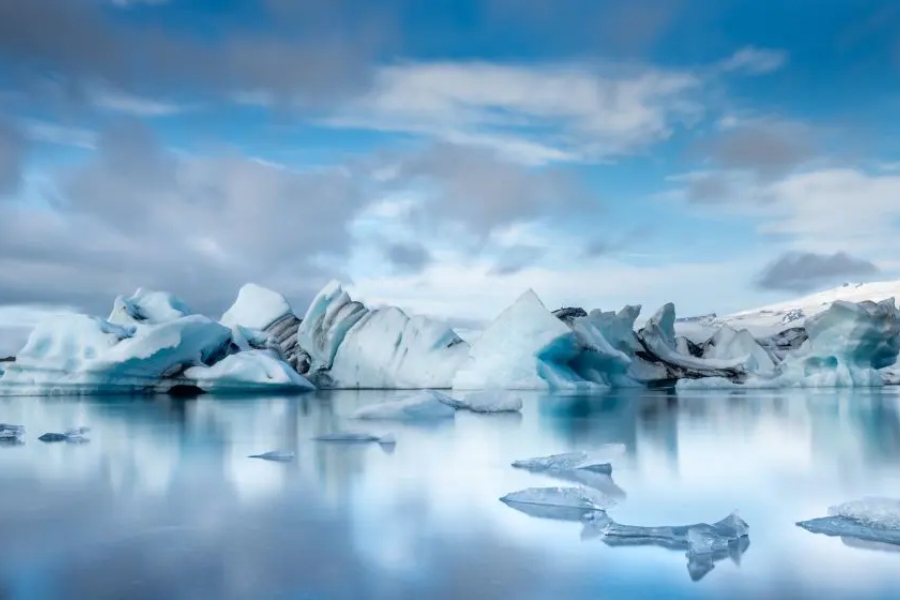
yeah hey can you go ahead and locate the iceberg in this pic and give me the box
[296,281,468,388]
[220,283,293,332]
[442,390,523,413]
[512,451,614,474]
[0,423,24,443]
[39,427,90,443]
[108,288,194,326]
[0,313,233,395]
[452,290,606,391]
[351,390,457,420]
[599,511,749,550]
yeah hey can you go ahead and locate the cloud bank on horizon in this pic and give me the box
[1,0,899,324]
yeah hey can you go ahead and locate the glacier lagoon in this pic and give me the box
[1,389,900,599]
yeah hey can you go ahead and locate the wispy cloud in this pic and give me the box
[90,86,193,116]
[714,46,788,75]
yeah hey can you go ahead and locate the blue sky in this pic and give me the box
[1,0,899,325]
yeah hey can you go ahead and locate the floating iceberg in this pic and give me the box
[512,451,614,474]
[798,497,900,547]
[599,511,749,550]
[500,485,618,512]
[442,390,523,413]
[296,281,468,389]
[0,423,24,443]
[351,390,457,421]
[39,427,90,443]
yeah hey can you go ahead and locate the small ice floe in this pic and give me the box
[0,423,24,444]
[510,450,625,498]
[500,486,619,521]
[351,390,456,421]
[38,426,90,443]
[797,497,900,548]
[248,450,295,462]
[313,432,396,447]
[440,391,523,413]
[594,511,750,582]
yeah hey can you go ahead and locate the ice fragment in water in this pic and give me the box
[500,486,618,511]
[351,390,456,421]
[512,450,614,474]
[0,423,24,441]
[687,527,730,555]
[248,450,295,462]
[798,497,900,547]
[601,511,749,549]
[313,432,396,445]
[441,391,523,413]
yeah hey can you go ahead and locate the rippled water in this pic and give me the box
[1,388,900,599]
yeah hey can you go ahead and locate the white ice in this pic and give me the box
[452,290,604,391]
[108,288,194,326]
[500,486,618,511]
[351,390,457,421]
[220,283,294,331]
[828,497,900,529]
[511,450,618,473]
[0,313,233,395]
[184,350,314,392]
[701,324,777,375]
[442,390,523,413]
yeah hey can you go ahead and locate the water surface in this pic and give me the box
[1,388,900,599]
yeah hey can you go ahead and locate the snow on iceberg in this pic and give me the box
[296,281,468,388]
[183,350,314,392]
[220,283,293,331]
[452,290,609,391]
[108,288,194,326]
[351,389,457,421]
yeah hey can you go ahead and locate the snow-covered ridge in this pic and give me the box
[2,279,900,395]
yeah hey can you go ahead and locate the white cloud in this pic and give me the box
[90,86,191,116]
[715,46,787,75]
[109,0,170,6]
[19,119,96,149]
[326,61,703,164]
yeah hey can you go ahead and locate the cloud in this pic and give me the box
[385,242,432,274]
[697,118,816,178]
[89,86,192,116]
[715,47,787,75]
[488,245,546,276]
[755,251,880,292]
[0,119,372,314]
[329,61,702,164]
[19,118,97,149]
[384,142,600,236]
[0,120,27,196]
[0,0,394,110]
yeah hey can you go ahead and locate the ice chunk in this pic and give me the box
[220,283,294,331]
[0,423,24,442]
[500,486,618,511]
[330,308,469,389]
[296,281,467,388]
[453,290,603,391]
[38,428,90,443]
[108,288,194,326]
[0,313,232,395]
[313,432,396,446]
[701,324,777,375]
[601,511,749,550]
[798,499,900,547]
[512,451,615,474]
[686,526,730,555]
[441,390,523,413]
[351,390,457,421]
[248,450,295,462]
[183,350,314,392]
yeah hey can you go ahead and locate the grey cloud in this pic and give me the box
[489,245,545,276]
[699,121,815,178]
[0,0,395,110]
[683,172,734,204]
[0,120,369,315]
[385,242,432,274]
[389,142,598,237]
[0,120,27,196]
[755,251,880,293]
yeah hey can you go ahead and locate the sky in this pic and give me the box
[2,0,900,330]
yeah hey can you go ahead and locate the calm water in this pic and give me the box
[1,388,900,599]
